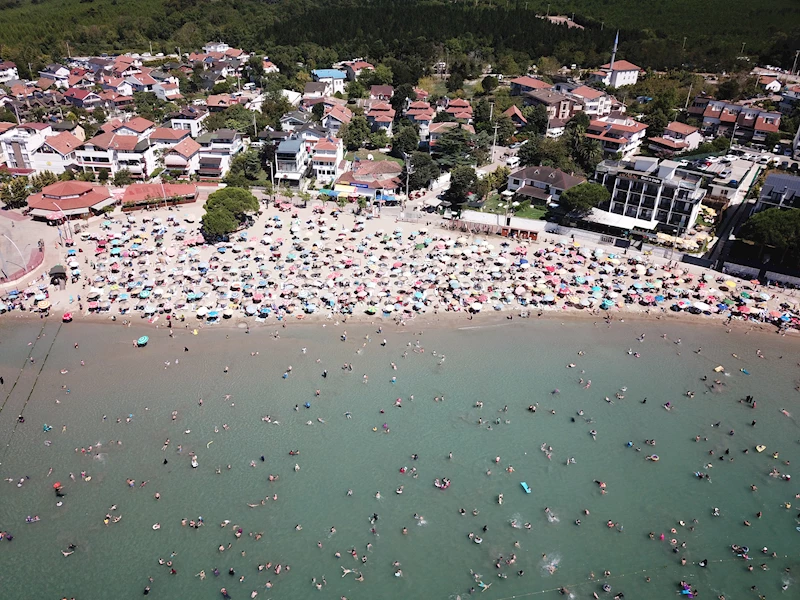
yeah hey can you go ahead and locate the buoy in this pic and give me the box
[152,523,161,530]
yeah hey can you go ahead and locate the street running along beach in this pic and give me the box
[0,313,799,600]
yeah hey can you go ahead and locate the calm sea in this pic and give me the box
[0,316,798,600]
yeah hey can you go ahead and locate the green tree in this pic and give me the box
[434,125,475,169]
[30,170,57,192]
[403,151,440,191]
[346,80,366,99]
[0,177,30,208]
[112,169,133,186]
[446,165,477,206]
[559,183,610,215]
[739,208,800,262]
[342,115,370,151]
[92,107,107,124]
[481,75,498,94]
[202,187,259,238]
[495,114,516,146]
[391,83,417,113]
[643,109,669,132]
[522,104,549,135]
[98,168,110,183]
[716,78,741,101]
[369,130,390,149]
[261,91,294,130]
[446,73,464,93]
[201,208,239,239]
[712,136,731,151]
[391,125,420,157]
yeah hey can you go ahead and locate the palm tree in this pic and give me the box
[578,139,603,172]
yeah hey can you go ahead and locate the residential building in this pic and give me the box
[369,85,394,101]
[546,119,568,139]
[589,59,641,87]
[125,70,158,92]
[206,94,239,112]
[753,173,800,213]
[170,106,209,138]
[26,181,114,219]
[303,81,331,99]
[507,166,586,203]
[98,76,134,97]
[262,58,280,74]
[343,60,375,81]
[51,121,85,141]
[38,64,70,88]
[585,114,648,157]
[758,75,782,94]
[153,82,182,102]
[334,159,402,203]
[503,105,528,130]
[273,137,309,186]
[321,105,353,135]
[648,122,703,156]
[699,100,781,144]
[0,123,52,171]
[149,127,191,151]
[280,111,313,132]
[562,85,613,117]
[779,85,800,113]
[31,131,82,174]
[428,122,475,150]
[196,129,244,179]
[110,117,155,140]
[522,89,572,121]
[593,157,707,232]
[76,132,156,179]
[406,101,436,142]
[0,60,19,84]
[99,91,134,110]
[366,102,396,136]
[163,138,203,178]
[63,88,102,109]
[311,137,345,184]
[509,76,552,96]
[444,98,473,122]
[311,69,347,95]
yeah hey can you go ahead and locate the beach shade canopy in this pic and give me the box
[49,265,67,277]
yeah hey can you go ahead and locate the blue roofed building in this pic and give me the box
[312,69,347,95]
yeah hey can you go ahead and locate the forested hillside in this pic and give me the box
[0,0,797,76]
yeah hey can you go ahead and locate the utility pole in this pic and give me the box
[491,121,499,164]
[404,154,414,212]
[546,3,550,17]
[66,41,71,59]
[489,101,494,123]
[2,235,26,275]
[741,42,746,55]
[790,50,800,81]
[684,83,693,109]
[682,37,687,51]
[149,40,153,55]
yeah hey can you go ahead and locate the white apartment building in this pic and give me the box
[311,138,344,185]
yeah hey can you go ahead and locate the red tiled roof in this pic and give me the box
[755,116,780,132]
[122,183,197,203]
[0,122,16,134]
[42,132,81,155]
[648,136,688,150]
[150,127,190,142]
[315,138,340,151]
[116,116,154,133]
[510,76,551,90]
[169,137,201,158]
[571,85,604,100]
[429,122,475,135]
[665,122,698,136]
[27,182,112,212]
[84,132,140,151]
[601,60,641,72]
[503,105,527,124]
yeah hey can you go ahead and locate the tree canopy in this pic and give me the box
[402,151,440,191]
[201,187,259,239]
[0,177,30,209]
[558,183,610,215]
[739,208,800,261]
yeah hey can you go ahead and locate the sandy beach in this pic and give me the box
[2,198,799,337]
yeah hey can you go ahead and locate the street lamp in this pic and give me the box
[2,234,28,275]
[51,201,72,239]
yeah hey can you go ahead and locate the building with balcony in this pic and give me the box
[170,106,209,138]
[0,60,19,84]
[273,137,309,186]
[0,123,52,172]
[163,138,202,179]
[194,129,243,179]
[593,157,707,233]
[31,131,82,174]
[585,114,648,157]
[76,132,155,179]
[753,173,800,213]
[311,137,344,185]
[507,166,586,204]
[648,122,703,156]
[311,69,347,95]
[522,89,572,121]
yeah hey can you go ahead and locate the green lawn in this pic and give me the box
[482,193,548,220]
[345,150,404,165]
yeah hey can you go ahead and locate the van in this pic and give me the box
[506,156,520,168]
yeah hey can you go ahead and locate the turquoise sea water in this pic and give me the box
[0,316,799,600]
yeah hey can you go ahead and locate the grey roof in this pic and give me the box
[277,138,302,153]
[524,89,570,105]
[304,82,328,94]
[51,121,79,132]
[761,173,800,206]
[510,165,586,190]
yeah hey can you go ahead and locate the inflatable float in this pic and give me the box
[756,445,766,453]
[520,482,531,494]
